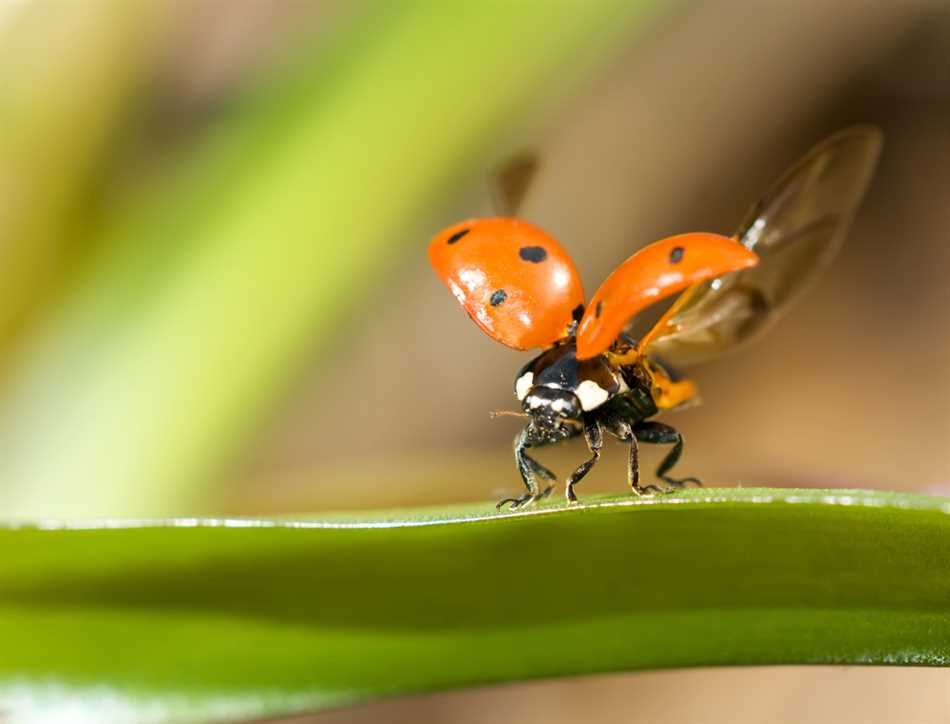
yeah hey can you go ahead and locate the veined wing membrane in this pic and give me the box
[641,126,883,366]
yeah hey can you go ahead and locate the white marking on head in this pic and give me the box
[575,379,610,411]
[515,372,533,401]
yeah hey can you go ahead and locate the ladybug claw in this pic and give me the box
[496,493,536,510]
[662,476,702,489]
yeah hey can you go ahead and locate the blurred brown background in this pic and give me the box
[230,0,950,513]
[4,0,949,721]
[227,2,948,720]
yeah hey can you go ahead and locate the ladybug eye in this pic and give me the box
[446,229,470,245]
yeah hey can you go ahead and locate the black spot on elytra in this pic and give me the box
[571,304,585,322]
[595,300,603,318]
[490,289,507,306]
[519,246,547,263]
[669,246,685,263]
[447,229,470,245]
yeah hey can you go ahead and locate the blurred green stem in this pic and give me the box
[0,1,170,353]
[0,1,658,517]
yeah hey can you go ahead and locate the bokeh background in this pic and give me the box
[0,1,947,722]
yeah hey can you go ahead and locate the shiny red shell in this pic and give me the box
[428,218,585,350]
[575,233,759,359]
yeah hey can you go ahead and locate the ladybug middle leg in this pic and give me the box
[633,421,702,489]
[601,410,663,496]
[565,416,603,504]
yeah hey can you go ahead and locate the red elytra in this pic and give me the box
[575,233,758,359]
[428,218,585,350]
[429,222,757,358]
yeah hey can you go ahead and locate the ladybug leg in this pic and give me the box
[526,454,557,495]
[528,455,556,501]
[497,426,553,510]
[633,421,702,489]
[601,412,663,496]
[498,422,580,509]
[565,416,603,504]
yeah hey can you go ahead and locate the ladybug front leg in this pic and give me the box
[497,427,549,510]
[524,449,557,492]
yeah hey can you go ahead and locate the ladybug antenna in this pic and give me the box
[489,409,530,420]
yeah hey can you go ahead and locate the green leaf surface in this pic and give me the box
[1,488,948,724]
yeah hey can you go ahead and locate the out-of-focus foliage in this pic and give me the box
[0,1,654,518]
[0,1,170,348]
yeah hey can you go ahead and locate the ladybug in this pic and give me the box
[429,128,882,509]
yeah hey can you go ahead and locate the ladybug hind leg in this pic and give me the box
[633,421,702,489]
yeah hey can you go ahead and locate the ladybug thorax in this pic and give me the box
[514,341,627,418]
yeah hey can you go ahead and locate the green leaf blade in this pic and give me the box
[1,488,948,723]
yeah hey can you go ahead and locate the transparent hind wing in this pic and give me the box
[640,126,883,366]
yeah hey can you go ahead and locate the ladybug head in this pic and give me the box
[521,385,583,426]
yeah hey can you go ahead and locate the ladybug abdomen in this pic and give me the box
[607,384,659,423]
